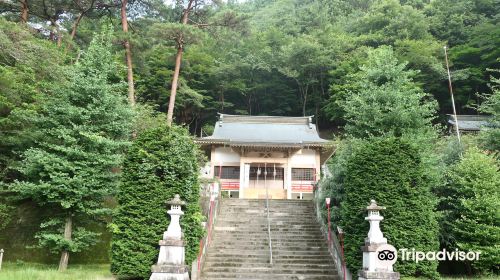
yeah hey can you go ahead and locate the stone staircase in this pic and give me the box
[201,199,339,280]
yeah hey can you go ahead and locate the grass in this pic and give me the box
[0,262,114,280]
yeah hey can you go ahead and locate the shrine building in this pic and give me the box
[196,114,334,200]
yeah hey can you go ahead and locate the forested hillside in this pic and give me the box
[1,0,498,134]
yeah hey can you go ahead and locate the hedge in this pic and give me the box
[339,137,439,278]
[439,147,500,274]
[110,125,204,279]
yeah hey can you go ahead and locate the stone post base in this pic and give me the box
[358,270,400,280]
[149,264,190,280]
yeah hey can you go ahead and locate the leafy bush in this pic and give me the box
[339,137,439,278]
[438,147,500,275]
[110,125,204,279]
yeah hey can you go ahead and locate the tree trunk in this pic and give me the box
[300,85,309,117]
[49,19,56,41]
[58,216,73,271]
[70,12,84,40]
[121,0,135,106]
[57,31,62,47]
[315,104,319,129]
[166,0,195,126]
[20,0,29,23]
[65,12,84,54]
[166,46,183,126]
[219,89,224,112]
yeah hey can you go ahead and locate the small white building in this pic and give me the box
[196,114,335,200]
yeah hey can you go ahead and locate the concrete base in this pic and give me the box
[149,272,189,280]
[149,264,190,280]
[358,270,400,280]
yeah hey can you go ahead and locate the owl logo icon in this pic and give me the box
[375,244,398,267]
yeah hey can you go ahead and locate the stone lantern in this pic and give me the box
[358,200,399,280]
[365,200,386,245]
[150,194,190,280]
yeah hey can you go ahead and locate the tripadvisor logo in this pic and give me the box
[375,244,398,267]
[375,245,481,265]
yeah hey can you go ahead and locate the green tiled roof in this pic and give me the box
[199,114,329,145]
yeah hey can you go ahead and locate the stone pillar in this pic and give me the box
[285,160,292,199]
[358,200,400,280]
[244,163,250,189]
[150,194,190,280]
[239,161,245,198]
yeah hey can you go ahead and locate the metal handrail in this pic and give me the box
[193,183,221,279]
[313,182,352,280]
[265,165,273,265]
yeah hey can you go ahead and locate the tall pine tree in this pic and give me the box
[10,27,134,271]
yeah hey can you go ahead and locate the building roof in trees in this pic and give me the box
[447,115,493,132]
[197,114,330,147]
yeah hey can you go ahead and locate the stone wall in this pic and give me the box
[0,202,110,264]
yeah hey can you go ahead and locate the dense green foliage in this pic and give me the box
[9,28,133,258]
[0,201,12,230]
[340,138,440,278]
[0,19,66,181]
[478,69,500,155]
[1,1,498,130]
[110,125,204,279]
[332,46,437,139]
[438,148,500,274]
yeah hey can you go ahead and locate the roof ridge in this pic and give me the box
[218,113,312,119]
[219,114,312,125]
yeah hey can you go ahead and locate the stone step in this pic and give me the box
[204,256,333,265]
[202,271,339,279]
[218,211,316,216]
[205,257,334,264]
[214,227,322,232]
[215,223,321,227]
[219,209,315,212]
[220,204,313,208]
[222,199,312,203]
[213,230,322,234]
[215,221,319,225]
[203,275,339,280]
[215,216,318,220]
[203,261,334,269]
[220,202,313,207]
[209,245,329,252]
[219,207,314,210]
[202,266,336,273]
[201,199,338,280]
[207,250,331,256]
[211,239,328,245]
[211,237,326,242]
[212,233,325,238]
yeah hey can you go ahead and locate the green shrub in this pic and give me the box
[438,147,500,275]
[339,138,439,278]
[110,125,204,279]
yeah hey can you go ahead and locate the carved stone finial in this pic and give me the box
[367,200,386,211]
[167,194,186,206]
